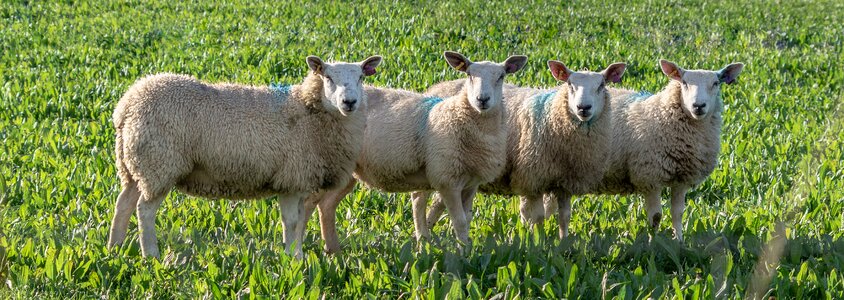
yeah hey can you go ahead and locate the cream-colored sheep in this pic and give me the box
[425,60,628,238]
[305,52,527,254]
[543,59,745,241]
[107,55,382,259]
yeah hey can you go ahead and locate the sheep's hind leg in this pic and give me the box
[137,192,166,258]
[279,193,307,259]
[519,195,545,231]
[670,185,689,242]
[411,191,432,242]
[550,190,573,239]
[316,179,356,254]
[425,193,446,230]
[643,189,662,231]
[108,181,141,249]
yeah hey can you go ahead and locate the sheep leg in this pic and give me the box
[425,193,446,229]
[137,192,165,258]
[460,186,478,225]
[544,194,558,219]
[439,188,471,251]
[317,179,356,254]
[643,189,662,230]
[551,190,573,239]
[279,193,307,259]
[670,185,689,242]
[519,195,545,230]
[411,191,432,242]
[108,181,141,249]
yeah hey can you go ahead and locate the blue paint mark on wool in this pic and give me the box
[531,90,558,131]
[418,96,444,133]
[269,82,292,104]
[631,90,653,101]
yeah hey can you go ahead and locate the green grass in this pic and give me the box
[1,0,843,298]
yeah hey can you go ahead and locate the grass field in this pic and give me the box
[1,0,843,298]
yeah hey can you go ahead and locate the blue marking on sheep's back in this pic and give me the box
[418,96,444,133]
[531,90,557,130]
[269,82,292,103]
[631,90,653,101]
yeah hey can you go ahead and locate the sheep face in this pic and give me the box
[660,60,744,120]
[443,51,527,113]
[548,61,627,122]
[307,56,382,116]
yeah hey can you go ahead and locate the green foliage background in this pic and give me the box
[0,0,842,298]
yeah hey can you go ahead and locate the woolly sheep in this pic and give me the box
[425,60,628,239]
[305,51,528,254]
[544,59,744,241]
[107,55,383,259]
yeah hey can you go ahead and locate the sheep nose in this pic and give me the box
[477,96,490,104]
[342,98,357,106]
[577,104,592,111]
[693,102,706,108]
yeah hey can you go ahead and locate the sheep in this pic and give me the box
[304,51,528,254]
[539,59,744,241]
[107,55,383,259]
[425,60,628,239]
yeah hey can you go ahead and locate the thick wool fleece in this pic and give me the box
[113,73,365,201]
[426,80,612,197]
[354,85,507,192]
[597,81,722,194]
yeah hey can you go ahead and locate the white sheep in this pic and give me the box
[107,55,382,258]
[544,59,744,241]
[425,60,628,239]
[305,51,528,254]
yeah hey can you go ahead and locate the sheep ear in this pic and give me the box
[659,59,684,81]
[361,55,382,76]
[503,55,528,74]
[602,62,627,83]
[718,63,744,85]
[307,56,325,75]
[547,60,572,82]
[444,51,471,73]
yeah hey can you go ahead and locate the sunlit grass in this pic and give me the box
[1,0,842,298]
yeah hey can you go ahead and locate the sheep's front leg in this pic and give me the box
[550,190,573,239]
[643,189,662,230]
[439,187,471,251]
[670,185,689,242]
[279,193,307,259]
[317,179,357,254]
[411,191,432,242]
[108,181,141,249]
[460,186,478,225]
[137,192,166,258]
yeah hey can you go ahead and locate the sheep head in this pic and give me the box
[444,51,527,113]
[548,60,627,122]
[307,55,382,116]
[660,59,744,120]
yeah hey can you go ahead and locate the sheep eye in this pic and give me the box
[597,82,605,91]
[325,76,334,84]
[681,80,687,85]
[712,81,720,87]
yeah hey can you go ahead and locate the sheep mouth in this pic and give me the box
[341,104,357,113]
[692,108,707,118]
[576,110,592,121]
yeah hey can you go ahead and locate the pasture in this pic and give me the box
[1,0,843,298]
